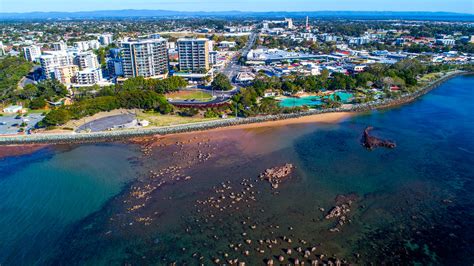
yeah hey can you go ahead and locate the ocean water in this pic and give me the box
[0,144,141,265]
[0,75,473,265]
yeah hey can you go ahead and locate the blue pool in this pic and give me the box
[279,91,353,108]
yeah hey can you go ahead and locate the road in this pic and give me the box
[221,31,258,82]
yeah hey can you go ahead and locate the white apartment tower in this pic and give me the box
[99,34,113,46]
[23,45,41,62]
[75,68,103,85]
[51,41,67,51]
[39,51,74,79]
[121,39,169,78]
[177,38,210,73]
[74,52,99,69]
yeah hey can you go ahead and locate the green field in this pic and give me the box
[166,90,213,101]
[137,111,218,127]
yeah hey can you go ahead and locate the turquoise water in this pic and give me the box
[0,144,140,264]
[0,75,473,265]
[279,91,353,107]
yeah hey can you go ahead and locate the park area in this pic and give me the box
[137,111,218,127]
[166,90,214,102]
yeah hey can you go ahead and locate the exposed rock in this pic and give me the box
[362,126,396,150]
[260,163,294,188]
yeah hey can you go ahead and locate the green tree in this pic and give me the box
[29,97,47,109]
[42,109,71,126]
[211,73,232,91]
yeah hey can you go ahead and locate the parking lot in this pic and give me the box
[76,114,136,133]
[0,113,44,135]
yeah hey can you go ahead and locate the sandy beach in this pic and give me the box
[131,111,353,142]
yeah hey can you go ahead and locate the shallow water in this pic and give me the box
[0,75,473,265]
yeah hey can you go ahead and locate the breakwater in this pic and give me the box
[0,71,469,145]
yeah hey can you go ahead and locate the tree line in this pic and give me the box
[39,76,187,127]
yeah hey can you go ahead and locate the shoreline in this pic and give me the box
[0,70,470,145]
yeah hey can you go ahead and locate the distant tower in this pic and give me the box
[306,16,311,32]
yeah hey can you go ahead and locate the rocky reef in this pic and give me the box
[362,126,396,150]
[325,193,359,232]
[259,163,294,189]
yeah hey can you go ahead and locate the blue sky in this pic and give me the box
[2,0,473,13]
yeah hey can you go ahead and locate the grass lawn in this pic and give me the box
[137,111,219,127]
[419,72,444,83]
[166,90,213,101]
[26,109,48,114]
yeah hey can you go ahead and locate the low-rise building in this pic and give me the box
[218,41,237,49]
[3,105,24,114]
[436,39,455,46]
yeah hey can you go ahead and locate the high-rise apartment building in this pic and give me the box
[51,41,67,51]
[74,51,99,69]
[53,65,79,85]
[39,51,74,79]
[23,45,42,62]
[75,68,103,85]
[99,34,113,46]
[121,39,169,78]
[177,38,210,73]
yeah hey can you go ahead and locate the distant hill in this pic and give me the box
[1,10,473,21]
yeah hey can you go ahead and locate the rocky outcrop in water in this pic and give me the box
[325,193,359,232]
[259,164,294,189]
[362,126,396,150]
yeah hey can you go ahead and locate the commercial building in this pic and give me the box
[121,38,169,78]
[75,68,103,85]
[23,45,41,62]
[218,41,236,49]
[74,51,99,69]
[53,65,79,85]
[436,39,455,46]
[177,38,210,73]
[349,37,371,46]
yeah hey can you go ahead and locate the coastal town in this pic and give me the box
[0,16,473,140]
[1,3,474,266]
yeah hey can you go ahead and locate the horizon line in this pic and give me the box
[2,9,473,15]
